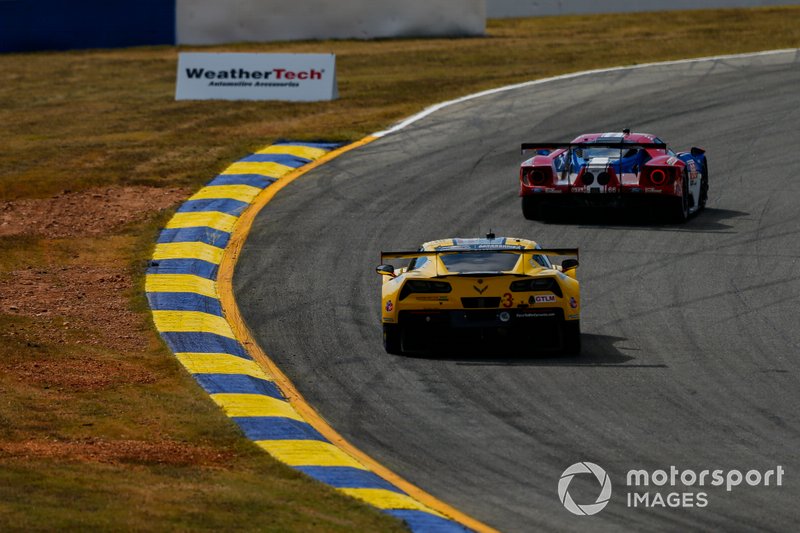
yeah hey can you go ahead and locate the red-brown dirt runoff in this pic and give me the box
[0,185,196,462]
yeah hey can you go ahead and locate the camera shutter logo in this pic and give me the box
[558,462,612,516]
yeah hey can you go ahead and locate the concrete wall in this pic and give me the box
[177,0,485,45]
[487,0,800,18]
[5,0,794,53]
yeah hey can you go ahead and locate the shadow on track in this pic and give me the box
[396,333,666,368]
[532,206,748,232]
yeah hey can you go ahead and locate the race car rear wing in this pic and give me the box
[381,248,579,262]
[521,141,666,154]
[380,248,579,276]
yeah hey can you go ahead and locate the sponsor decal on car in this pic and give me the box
[439,240,524,251]
[517,311,557,318]
[415,296,449,302]
[385,300,393,312]
[569,297,578,309]
[529,294,556,304]
[688,161,698,182]
[502,293,514,308]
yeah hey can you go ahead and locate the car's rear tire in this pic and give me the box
[671,171,690,223]
[522,196,540,220]
[383,324,402,355]
[699,160,709,210]
[562,320,581,356]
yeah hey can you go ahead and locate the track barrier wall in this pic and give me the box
[5,0,797,52]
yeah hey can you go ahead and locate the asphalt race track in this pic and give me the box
[235,51,800,531]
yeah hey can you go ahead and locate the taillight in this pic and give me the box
[532,170,547,185]
[647,168,674,186]
[650,169,667,185]
[399,280,452,300]
[509,277,563,297]
[521,167,549,187]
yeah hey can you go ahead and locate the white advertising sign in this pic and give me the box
[175,53,337,101]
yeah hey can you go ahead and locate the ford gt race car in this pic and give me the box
[519,130,708,222]
[376,234,581,356]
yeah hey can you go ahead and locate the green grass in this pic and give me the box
[0,6,798,531]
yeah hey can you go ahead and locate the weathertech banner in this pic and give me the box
[175,53,337,101]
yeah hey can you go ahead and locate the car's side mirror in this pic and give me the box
[376,265,396,277]
[561,259,579,272]
[690,147,705,157]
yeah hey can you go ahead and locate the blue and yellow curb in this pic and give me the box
[146,139,494,533]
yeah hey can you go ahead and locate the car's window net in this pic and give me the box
[531,254,551,268]
[408,256,428,270]
[440,252,520,273]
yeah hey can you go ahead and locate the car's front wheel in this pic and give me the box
[383,324,402,355]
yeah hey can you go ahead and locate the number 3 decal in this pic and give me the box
[502,292,514,308]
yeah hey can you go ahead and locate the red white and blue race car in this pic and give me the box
[519,130,708,222]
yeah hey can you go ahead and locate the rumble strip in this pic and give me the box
[146,139,490,533]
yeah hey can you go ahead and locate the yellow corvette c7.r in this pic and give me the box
[376,234,581,356]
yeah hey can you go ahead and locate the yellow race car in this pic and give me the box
[376,233,581,355]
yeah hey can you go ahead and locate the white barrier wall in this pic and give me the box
[487,0,800,18]
[177,0,485,45]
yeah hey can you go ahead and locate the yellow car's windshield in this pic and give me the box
[439,252,520,273]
